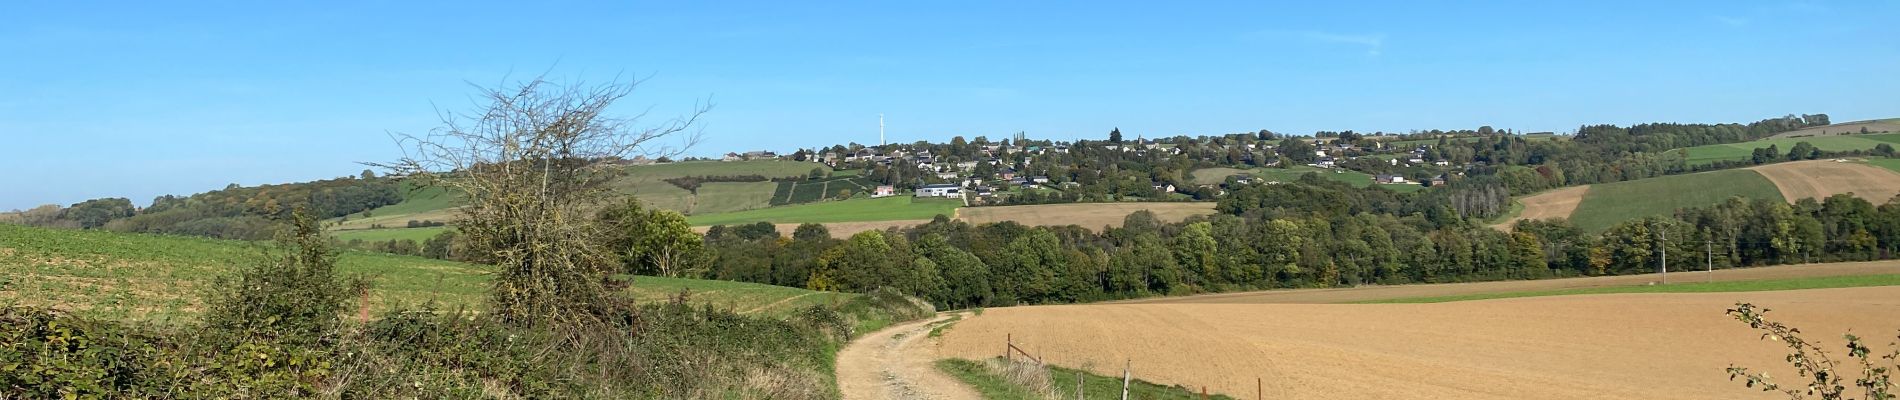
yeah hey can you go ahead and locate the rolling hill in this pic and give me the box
[1502,158,1900,232]
[0,222,854,322]
[1679,132,1900,165]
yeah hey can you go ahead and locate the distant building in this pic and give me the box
[872,185,896,198]
[1375,174,1407,184]
[916,184,961,198]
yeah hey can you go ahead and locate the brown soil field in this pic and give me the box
[1750,160,1900,203]
[1127,260,1900,304]
[938,285,1900,399]
[689,219,931,239]
[1492,185,1590,231]
[957,202,1217,230]
[1765,119,1900,139]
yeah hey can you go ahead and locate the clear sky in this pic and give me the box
[2,1,1896,210]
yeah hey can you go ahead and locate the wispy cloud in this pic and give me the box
[1712,15,1750,27]
[1247,30,1386,56]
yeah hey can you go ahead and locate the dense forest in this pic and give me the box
[3,170,401,240]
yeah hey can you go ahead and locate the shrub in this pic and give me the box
[1726,302,1897,399]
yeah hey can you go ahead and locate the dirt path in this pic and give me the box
[1492,185,1590,231]
[838,313,980,400]
[1749,159,1900,203]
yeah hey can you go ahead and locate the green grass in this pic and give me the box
[691,181,779,214]
[331,226,448,243]
[0,222,855,322]
[686,196,962,226]
[1680,134,1900,165]
[1357,274,1900,304]
[1568,169,1784,232]
[935,358,1233,400]
[618,275,856,318]
[0,223,493,323]
[1864,157,1900,174]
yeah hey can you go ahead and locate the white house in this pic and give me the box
[872,185,896,198]
[915,184,961,198]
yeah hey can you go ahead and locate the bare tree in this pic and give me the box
[375,74,706,323]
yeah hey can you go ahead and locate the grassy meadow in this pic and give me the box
[331,226,448,243]
[935,358,1234,400]
[686,196,963,226]
[1679,133,1900,165]
[1567,169,1783,232]
[0,222,857,323]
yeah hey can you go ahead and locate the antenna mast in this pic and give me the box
[879,113,886,146]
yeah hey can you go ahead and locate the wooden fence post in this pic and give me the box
[1121,359,1131,400]
[1005,333,1011,362]
[1075,370,1083,400]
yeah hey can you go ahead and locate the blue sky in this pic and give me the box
[2,1,1896,210]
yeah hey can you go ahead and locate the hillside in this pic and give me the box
[0,222,854,322]
[1763,118,1900,139]
[1501,158,1900,232]
[1680,132,1900,165]
[1187,165,1425,192]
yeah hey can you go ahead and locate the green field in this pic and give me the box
[620,275,855,317]
[327,160,827,232]
[686,196,963,226]
[1680,134,1900,165]
[1567,169,1784,232]
[692,181,779,214]
[0,223,493,323]
[0,222,855,322]
[1358,274,1900,304]
[1188,166,1423,192]
[935,358,1233,400]
[331,226,448,243]
[1865,157,1900,174]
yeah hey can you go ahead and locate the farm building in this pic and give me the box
[1375,174,1407,184]
[916,184,961,198]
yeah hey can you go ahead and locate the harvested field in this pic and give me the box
[957,202,1216,230]
[690,219,931,239]
[1765,119,1900,139]
[1492,185,1589,230]
[938,285,1900,399]
[1749,159,1900,203]
[1126,260,1900,304]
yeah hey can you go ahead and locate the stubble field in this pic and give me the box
[937,285,1900,399]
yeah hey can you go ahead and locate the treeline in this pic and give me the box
[5,170,403,240]
[686,175,1900,310]
[1428,115,1835,195]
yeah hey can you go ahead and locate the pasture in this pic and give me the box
[1566,169,1782,232]
[331,226,448,243]
[1679,133,1900,165]
[1763,118,1900,139]
[0,223,851,322]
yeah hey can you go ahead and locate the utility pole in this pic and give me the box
[1706,240,1713,283]
[1655,222,1668,285]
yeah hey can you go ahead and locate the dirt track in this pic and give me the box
[1126,261,1900,304]
[957,202,1216,231]
[1750,160,1900,203]
[838,313,979,400]
[938,285,1900,399]
[1492,185,1589,230]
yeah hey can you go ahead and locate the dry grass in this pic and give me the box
[1493,185,1590,230]
[1749,159,1900,203]
[957,202,1216,231]
[939,285,1900,399]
